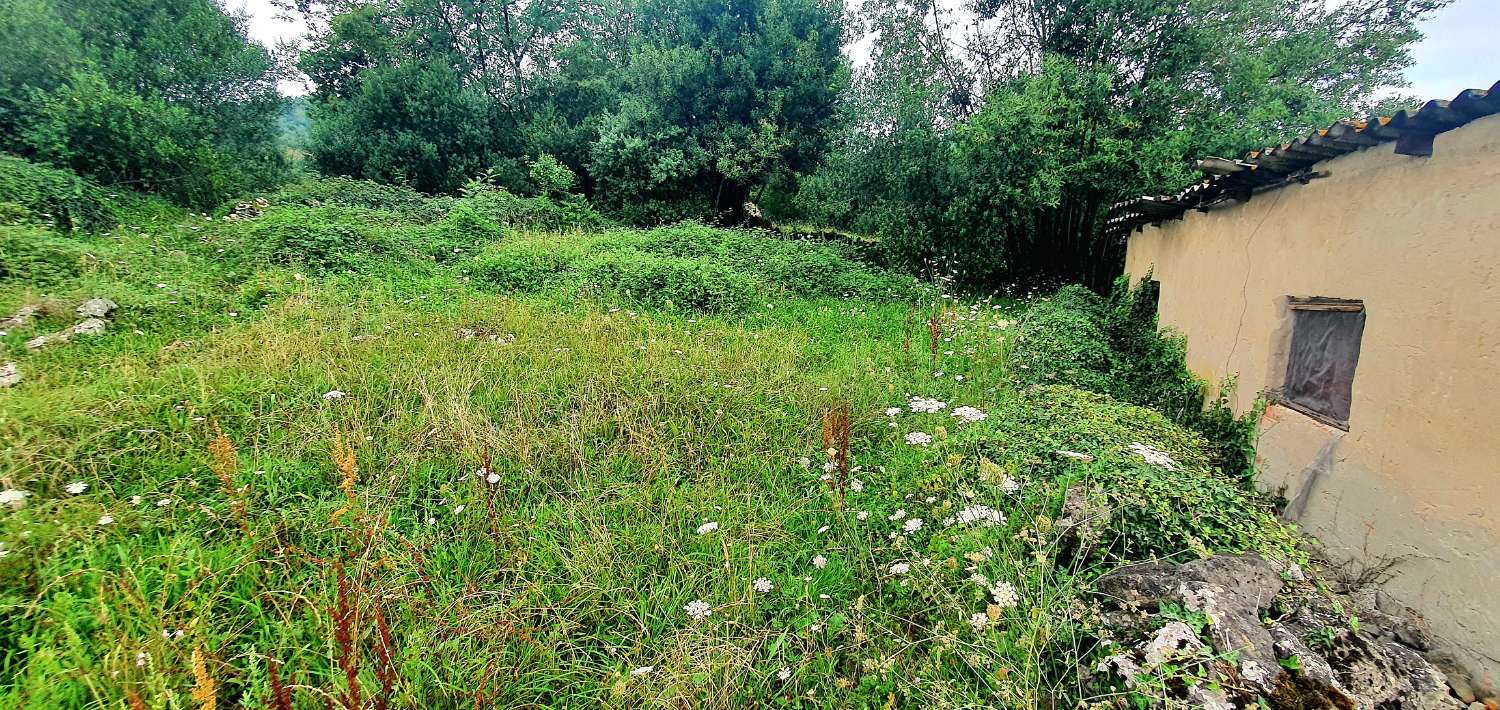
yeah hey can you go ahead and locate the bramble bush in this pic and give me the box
[0,155,117,232]
[1008,278,1258,475]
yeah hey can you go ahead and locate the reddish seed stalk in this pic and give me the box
[372,606,397,710]
[268,658,293,710]
[331,563,360,710]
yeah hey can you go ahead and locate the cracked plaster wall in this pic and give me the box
[1123,113,1500,690]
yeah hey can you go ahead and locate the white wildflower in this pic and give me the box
[696,521,719,535]
[848,478,863,493]
[98,514,114,525]
[990,581,1019,608]
[888,562,910,575]
[812,554,828,569]
[630,666,654,676]
[968,612,989,632]
[903,518,923,534]
[822,460,836,474]
[855,511,869,521]
[956,505,1005,527]
[887,508,906,521]
[951,406,987,424]
[777,667,792,681]
[797,456,811,468]
[904,431,932,446]
[65,481,88,495]
[908,397,947,413]
[1128,442,1179,471]
[156,498,172,507]
[684,599,712,621]
[486,471,500,484]
[884,407,903,417]
[322,390,346,400]
[1000,475,1020,495]
[753,577,774,593]
[1055,450,1094,462]
[0,489,29,511]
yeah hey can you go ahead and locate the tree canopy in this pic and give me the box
[0,0,288,207]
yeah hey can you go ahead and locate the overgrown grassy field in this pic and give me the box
[1,174,1302,708]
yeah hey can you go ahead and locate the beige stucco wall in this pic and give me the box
[1123,113,1500,692]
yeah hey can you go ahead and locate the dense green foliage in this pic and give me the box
[0,155,118,232]
[0,175,1306,708]
[795,0,1447,288]
[0,0,286,207]
[1008,280,1257,475]
[297,0,848,222]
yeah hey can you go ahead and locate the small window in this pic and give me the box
[1282,298,1365,428]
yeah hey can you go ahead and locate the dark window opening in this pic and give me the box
[1282,298,1365,429]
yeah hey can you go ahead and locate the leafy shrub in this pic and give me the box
[0,225,87,283]
[255,177,453,222]
[953,385,1299,562]
[459,185,606,232]
[577,250,755,313]
[594,223,924,301]
[407,201,508,263]
[1006,287,1115,392]
[238,206,395,272]
[471,241,582,292]
[0,155,116,232]
[1010,279,1257,476]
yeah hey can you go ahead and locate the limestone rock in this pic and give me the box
[75,298,117,318]
[0,304,39,330]
[0,362,18,387]
[1098,555,1285,691]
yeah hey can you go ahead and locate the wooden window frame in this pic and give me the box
[1276,297,1366,430]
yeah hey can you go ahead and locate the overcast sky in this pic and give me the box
[236,0,1500,100]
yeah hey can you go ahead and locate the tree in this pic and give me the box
[0,0,287,207]
[298,0,850,219]
[808,0,1449,288]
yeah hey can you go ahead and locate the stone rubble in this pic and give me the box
[1094,553,1470,709]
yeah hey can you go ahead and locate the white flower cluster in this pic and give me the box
[0,489,29,511]
[888,562,911,575]
[684,599,712,621]
[990,580,1019,608]
[968,612,989,632]
[955,504,1005,527]
[904,432,932,447]
[696,521,719,535]
[902,518,923,534]
[883,407,903,417]
[1128,441,1179,471]
[908,397,946,413]
[950,406,986,424]
[999,475,1020,495]
[65,481,88,495]
[752,577,774,593]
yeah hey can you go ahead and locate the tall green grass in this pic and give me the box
[0,176,1301,709]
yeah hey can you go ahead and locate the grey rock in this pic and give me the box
[75,298,117,318]
[24,318,108,349]
[68,318,108,337]
[0,304,39,330]
[1098,555,1285,692]
[1330,634,1463,709]
[1269,623,1345,693]
[1185,684,1234,710]
[0,362,18,387]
